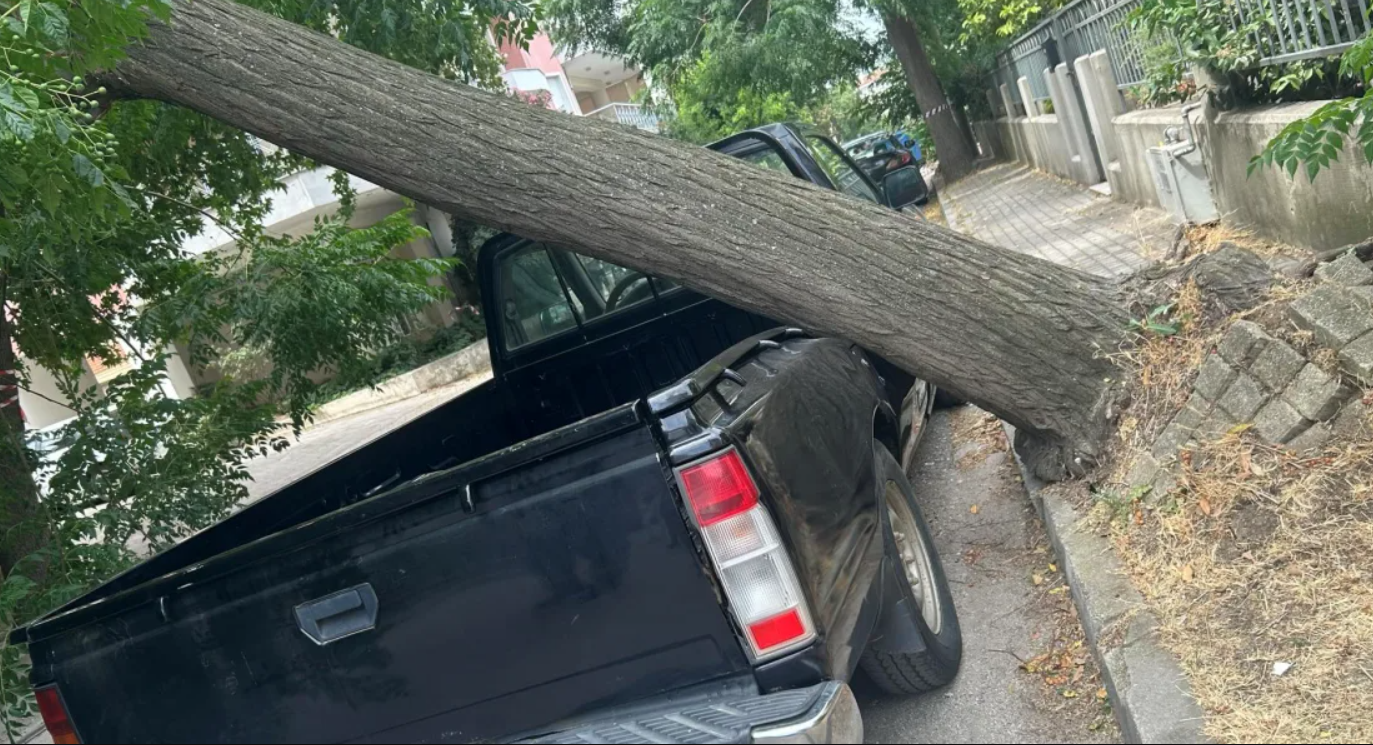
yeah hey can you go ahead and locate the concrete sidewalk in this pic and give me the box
[942,163,1173,277]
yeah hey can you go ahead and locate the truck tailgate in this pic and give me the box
[34,403,750,743]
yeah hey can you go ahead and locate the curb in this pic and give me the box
[311,340,491,424]
[1002,422,1211,744]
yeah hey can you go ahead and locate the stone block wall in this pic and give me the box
[1129,255,1373,494]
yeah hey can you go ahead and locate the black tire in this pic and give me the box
[932,388,966,409]
[860,446,963,694]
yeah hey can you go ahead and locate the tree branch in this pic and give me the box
[17,385,75,413]
[30,262,150,364]
[128,186,248,245]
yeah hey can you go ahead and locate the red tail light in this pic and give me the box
[679,450,759,526]
[35,686,80,745]
[899,150,912,165]
[676,449,815,659]
[748,608,807,650]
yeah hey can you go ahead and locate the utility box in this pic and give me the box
[1147,139,1218,224]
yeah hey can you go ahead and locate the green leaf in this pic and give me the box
[1286,157,1299,178]
[35,2,67,42]
[107,180,136,210]
[0,162,27,190]
[54,117,70,144]
[17,0,33,32]
[72,154,104,187]
[1306,159,1321,182]
[0,109,36,141]
[12,85,40,111]
[37,173,61,214]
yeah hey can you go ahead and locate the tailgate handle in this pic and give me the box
[295,584,379,646]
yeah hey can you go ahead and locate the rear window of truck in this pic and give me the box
[497,243,676,351]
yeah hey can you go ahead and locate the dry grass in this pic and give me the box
[1109,431,1373,743]
[1185,222,1302,261]
[921,195,947,226]
[1109,281,1216,457]
[1098,254,1373,741]
[952,406,1008,471]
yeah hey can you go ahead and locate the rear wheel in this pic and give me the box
[860,447,962,694]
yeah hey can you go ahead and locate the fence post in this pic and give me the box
[1073,52,1115,169]
[1016,76,1037,116]
[1053,62,1102,185]
[999,83,1017,119]
[1044,66,1086,185]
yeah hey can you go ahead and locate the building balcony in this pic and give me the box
[585,102,660,133]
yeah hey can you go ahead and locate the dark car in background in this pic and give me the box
[842,133,929,207]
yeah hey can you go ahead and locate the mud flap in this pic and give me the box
[864,552,930,656]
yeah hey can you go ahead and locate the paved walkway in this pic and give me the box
[942,163,1173,277]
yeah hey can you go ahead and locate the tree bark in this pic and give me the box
[880,10,979,183]
[107,0,1130,478]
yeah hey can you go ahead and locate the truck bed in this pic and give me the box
[26,403,752,743]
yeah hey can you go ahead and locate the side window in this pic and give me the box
[807,136,881,204]
[498,245,582,350]
[572,254,655,312]
[738,148,794,175]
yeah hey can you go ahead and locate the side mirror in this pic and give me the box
[882,166,929,211]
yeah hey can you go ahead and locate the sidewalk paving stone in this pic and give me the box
[941,163,1172,278]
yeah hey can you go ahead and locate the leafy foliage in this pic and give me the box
[1128,0,1361,107]
[1130,302,1179,337]
[1251,33,1373,181]
[545,0,876,139]
[0,0,532,732]
[955,0,1066,42]
[867,0,1001,123]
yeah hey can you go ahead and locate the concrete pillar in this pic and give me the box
[1050,63,1102,185]
[422,205,455,258]
[1087,51,1127,181]
[998,83,1016,119]
[1073,53,1114,166]
[1016,76,1037,117]
[1088,51,1126,120]
[589,86,611,111]
[1043,68,1074,178]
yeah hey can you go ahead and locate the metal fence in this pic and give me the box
[1237,0,1373,65]
[987,0,1372,113]
[987,0,1147,113]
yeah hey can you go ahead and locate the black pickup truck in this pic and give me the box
[14,124,961,744]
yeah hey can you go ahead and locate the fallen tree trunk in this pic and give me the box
[107,0,1132,478]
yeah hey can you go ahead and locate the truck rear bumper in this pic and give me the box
[751,682,861,743]
[514,680,861,744]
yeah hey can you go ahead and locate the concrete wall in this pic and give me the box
[312,338,492,424]
[1199,103,1373,252]
[1108,106,1182,209]
[992,115,1077,182]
